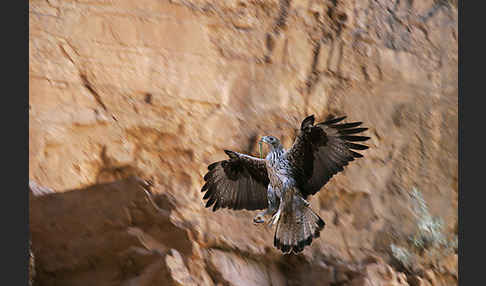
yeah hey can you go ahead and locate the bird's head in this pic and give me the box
[260,136,281,149]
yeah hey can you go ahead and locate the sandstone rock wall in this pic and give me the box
[29,0,458,285]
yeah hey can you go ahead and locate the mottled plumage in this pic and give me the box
[201,115,370,254]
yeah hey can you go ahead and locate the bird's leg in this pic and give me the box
[253,186,278,224]
[269,193,285,225]
[269,178,293,225]
[298,195,310,207]
[269,205,282,225]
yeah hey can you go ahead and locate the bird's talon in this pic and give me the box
[253,216,265,224]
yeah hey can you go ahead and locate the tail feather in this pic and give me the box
[273,201,325,254]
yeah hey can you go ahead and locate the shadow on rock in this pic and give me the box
[30,177,193,286]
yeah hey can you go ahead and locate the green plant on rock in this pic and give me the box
[390,244,412,270]
[408,188,447,251]
[388,187,457,274]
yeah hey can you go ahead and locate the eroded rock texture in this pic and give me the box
[29,0,458,285]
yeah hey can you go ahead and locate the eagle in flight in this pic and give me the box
[201,115,370,254]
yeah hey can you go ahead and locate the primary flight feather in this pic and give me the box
[201,115,370,254]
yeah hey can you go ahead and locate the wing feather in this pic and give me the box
[338,127,368,135]
[319,116,347,125]
[345,142,369,150]
[339,135,370,142]
[286,114,370,198]
[330,122,363,129]
[201,151,269,211]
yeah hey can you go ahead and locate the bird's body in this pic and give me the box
[201,115,370,254]
[259,139,301,222]
[265,144,288,197]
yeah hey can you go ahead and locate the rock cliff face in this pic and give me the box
[29,0,458,285]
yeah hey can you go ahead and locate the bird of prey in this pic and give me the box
[201,115,370,254]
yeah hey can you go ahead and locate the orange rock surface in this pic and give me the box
[29,0,458,285]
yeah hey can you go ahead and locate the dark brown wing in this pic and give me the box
[201,150,269,211]
[286,115,370,198]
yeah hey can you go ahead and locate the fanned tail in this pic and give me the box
[273,189,325,254]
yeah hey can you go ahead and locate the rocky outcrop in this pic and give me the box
[29,0,457,285]
[30,177,199,285]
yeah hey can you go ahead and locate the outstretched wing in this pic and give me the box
[286,115,370,198]
[201,150,269,211]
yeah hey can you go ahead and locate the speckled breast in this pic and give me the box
[266,155,292,191]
